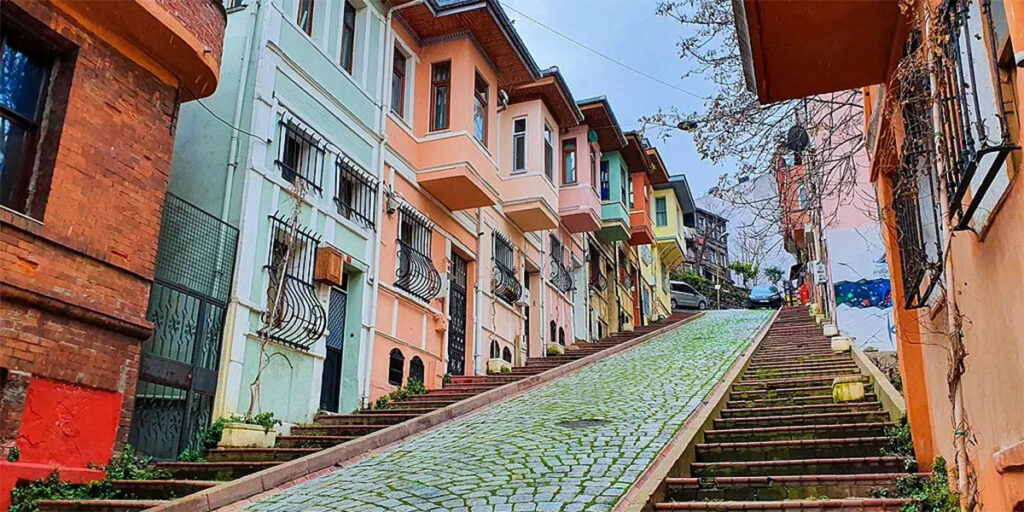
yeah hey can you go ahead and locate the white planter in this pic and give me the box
[831,336,853,353]
[546,343,565,355]
[218,422,277,448]
[486,358,512,374]
[823,323,839,337]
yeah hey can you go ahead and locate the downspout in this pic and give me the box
[473,209,485,374]
[361,0,424,404]
[221,1,259,225]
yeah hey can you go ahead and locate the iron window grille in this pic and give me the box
[893,40,946,310]
[261,214,327,350]
[549,234,573,294]
[409,356,424,385]
[589,252,607,292]
[934,0,1020,230]
[276,119,326,194]
[396,204,442,301]
[492,232,522,305]
[334,154,378,230]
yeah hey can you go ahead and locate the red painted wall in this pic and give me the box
[17,378,123,467]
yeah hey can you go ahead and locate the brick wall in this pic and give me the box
[0,0,222,457]
[154,0,226,61]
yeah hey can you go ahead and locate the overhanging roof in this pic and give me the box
[507,67,583,127]
[622,132,651,175]
[578,96,627,151]
[645,146,670,185]
[655,175,696,217]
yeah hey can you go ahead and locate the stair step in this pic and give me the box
[720,402,880,418]
[37,500,168,512]
[741,368,861,380]
[704,422,894,443]
[109,479,218,500]
[291,424,388,436]
[664,474,922,501]
[691,456,906,477]
[714,411,891,429]
[735,376,866,392]
[727,394,878,409]
[276,435,360,448]
[746,361,857,372]
[731,384,872,401]
[313,413,422,425]
[153,461,279,481]
[206,447,317,462]
[695,437,891,462]
[654,498,910,510]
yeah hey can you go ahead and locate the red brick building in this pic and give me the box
[0,0,225,505]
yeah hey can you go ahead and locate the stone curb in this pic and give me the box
[149,313,705,512]
[612,308,780,512]
[850,345,906,422]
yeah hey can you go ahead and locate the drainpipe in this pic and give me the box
[221,2,259,225]
[472,209,485,374]
[361,0,424,404]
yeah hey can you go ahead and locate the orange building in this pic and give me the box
[733,0,1024,509]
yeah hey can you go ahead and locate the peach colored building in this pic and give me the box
[734,0,1024,508]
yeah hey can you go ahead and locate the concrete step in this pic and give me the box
[746,360,857,372]
[704,422,895,443]
[357,406,443,414]
[654,498,910,510]
[690,456,906,477]
[733,376,869,392]
[206,447,317,462]
[713,411,891,429]
[730,384,871,401]
[727,393,878,409]
[291,424,388,437]
[37,500,168,512]
[750,354,849,365]
[664,473,923,502]
[276,435,360,448]
[695,437,891,462]
[108,479,218,500]
[153,461,280,481]
[719,402,881,419]
[741,367,861,380]
[314,413,422,425]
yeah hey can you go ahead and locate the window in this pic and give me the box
[263,215,326,349]
[797,185,808,210]
[430,61,450,131]
[1,26,68,220]
[562,140,576,184]
[627,175,634,209]
[600,160,610,200]
[388,348,404,386]
[543,123,554,181]
[399,206,431,255]
[655,197,668,226]
[297,0,314,35]
[340,1,356,73]
[494,233,514,269]
[620,168,628,207]
[558,327,565,346]
[549,321,557,345]
[492,232,521,305]
[335,155,378,229]
[490,340,500,359]
[590,149,598,192]
[277,120,326,192]
[391,48,406,117]
[549,233,564,265]
[512,118,527,173]
[473,72,488,144]
[502,347,512,363]
[409,356,424,385]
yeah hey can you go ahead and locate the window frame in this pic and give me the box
[590,148,598,193]
[600,159,610,200]
[562,140,577,184]
[340,1,357,74]
[387,348,405,386]
[391,47,407,118]
[429,60,451,132]
[297,0,315,35]
[543,122,554,181]
[655,197,668,226]
[473,71,488,145]
[512,117,527,173]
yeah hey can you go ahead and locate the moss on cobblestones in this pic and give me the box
[246,310,772,512]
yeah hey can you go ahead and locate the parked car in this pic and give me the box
[670,281,708,310]
[747,285,783,308]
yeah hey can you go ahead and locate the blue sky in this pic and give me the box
[501,0,728,197]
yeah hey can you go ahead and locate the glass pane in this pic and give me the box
[0,116,30,211]
[514,118,526,133]
[473,99,485,141]
[1,36,50,120]
[433,86,448,130]
[514,135,525,171]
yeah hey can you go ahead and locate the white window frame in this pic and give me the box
[512,117,527,174]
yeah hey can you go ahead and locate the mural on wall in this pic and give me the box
[827,230,896,351]
[835,278,892,309]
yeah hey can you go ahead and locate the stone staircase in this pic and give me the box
[34,314,693,511]
[650,307,918,511]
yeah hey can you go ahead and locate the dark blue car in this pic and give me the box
[748,285,783,309]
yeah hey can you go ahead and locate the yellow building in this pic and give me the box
[650,176,696,309]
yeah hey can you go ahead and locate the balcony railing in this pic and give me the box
[261,267,327,350]
[550,259,574,294]
[935,0,1020,230]
[589,271,608,292]
[335,155,378,230]
[395,240,442,301]
[492,260,523,305]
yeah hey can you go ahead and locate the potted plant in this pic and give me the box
[217,412,281,449]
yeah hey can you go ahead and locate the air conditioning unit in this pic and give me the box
[515,287,531,306]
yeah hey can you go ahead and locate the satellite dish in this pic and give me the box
[785,124,810,153]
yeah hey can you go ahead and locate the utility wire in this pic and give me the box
[502,3,708,101]
[183,86,266,140]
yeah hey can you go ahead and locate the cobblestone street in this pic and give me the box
[245,310,771,512]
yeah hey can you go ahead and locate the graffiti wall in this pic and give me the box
[826,225,896,351]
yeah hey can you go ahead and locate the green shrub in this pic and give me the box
[104,445,170,481]
[6,444,19,462]
[882,415,917,472]
[873,456,959,511]
[373,379,428,409]
[546,345,562,356]
[10,471,117,512]
[176,449,206,462]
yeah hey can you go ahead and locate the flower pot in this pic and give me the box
[486,358,512,374]
[546,343,564,356]
[823,323,839,337]
[831,336,852,353]
[218,422,277,448]
[832,376,866,403]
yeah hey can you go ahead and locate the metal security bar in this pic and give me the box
[934,0,1020,230]
[335,154,378,230]
[154,193,238,302]
[396,240,442,301]
[589,255,608,292]
[550,258,574,294]
[276,119,326,193]
[261,215,326,349]
[492,233,522,304]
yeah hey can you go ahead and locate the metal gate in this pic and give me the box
[446,254,468,376]
[129,194,238,460]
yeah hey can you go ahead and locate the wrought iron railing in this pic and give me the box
[590,271,607,292]
[492,260,522,305]
[550,259,574,294]
[396,239,442,301]
[935,0,1020,230]
[261,267,327,350]
[276,119,325,194]
[335,155,378,230]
